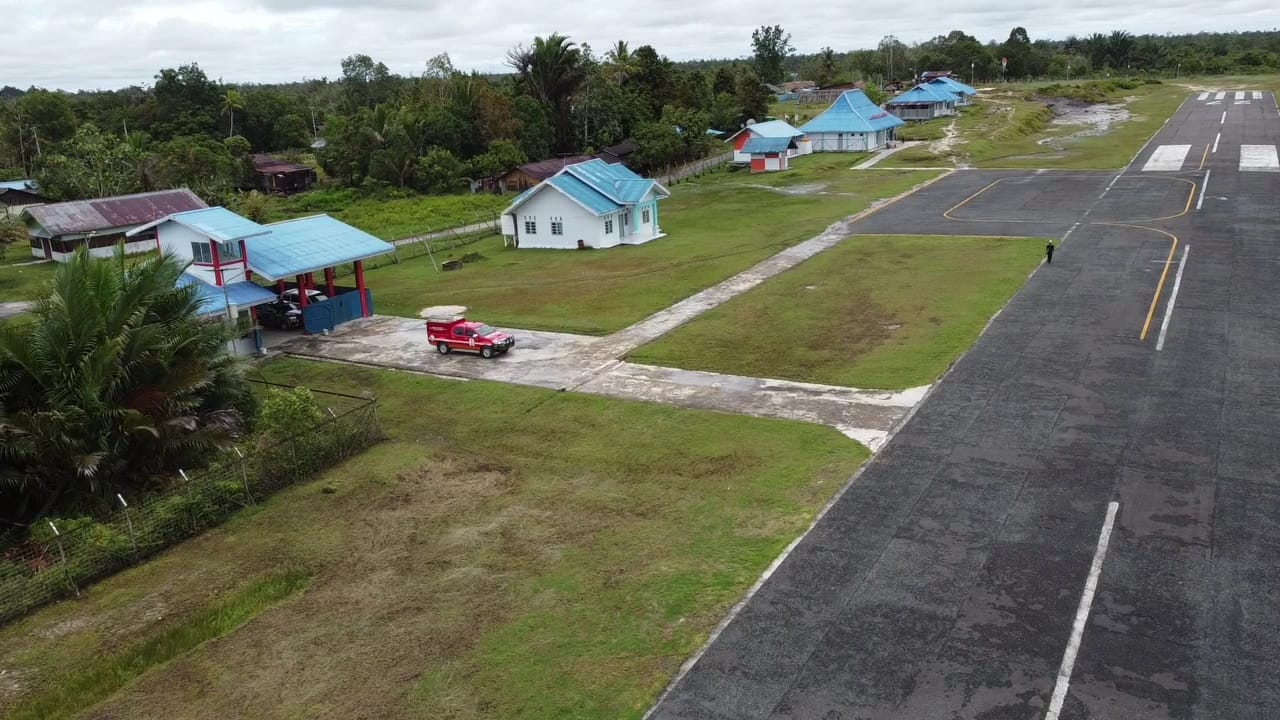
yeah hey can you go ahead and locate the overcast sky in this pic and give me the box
[3,0,1276,90]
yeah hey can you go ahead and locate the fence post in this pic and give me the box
[48,521,80,597]
[117,493,138,557]
[234,447,255,506]
[178,468,197,532]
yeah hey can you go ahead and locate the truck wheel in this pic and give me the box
[437,342,451,355]
[481,346,495,359]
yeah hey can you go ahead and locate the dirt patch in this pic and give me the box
[1036,98,1133,147]
[738,182,836,196]
[928,120,969,168]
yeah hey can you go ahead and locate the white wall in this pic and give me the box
[807,132,873,152]
[156,222,249,285]
[512,187,607,249]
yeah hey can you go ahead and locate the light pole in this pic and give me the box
[971,62,975,85]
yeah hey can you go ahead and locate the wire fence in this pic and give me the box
[0,380,384,626]
[652,151,735,186]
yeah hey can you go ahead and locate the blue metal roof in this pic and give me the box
[562,158,667,204]
[799,90,906,134]
[740,119,805,138]
[741,136,795,154]
[887,84,958,106]
[928,77,977,96]
[246,215,394,280]
[177,273,277,315]
[162,207,271,242]
[547,174,623,215]
[0,179,36,192]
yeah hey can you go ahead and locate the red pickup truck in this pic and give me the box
[425,315,515,358]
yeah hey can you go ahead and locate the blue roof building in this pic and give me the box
[501,158,670,249]
[886,84,959,120]
[927,77,978,106]
[799,90,906,153]
[725,119,813,165]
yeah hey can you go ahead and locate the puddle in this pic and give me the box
[1037,100,1132,147]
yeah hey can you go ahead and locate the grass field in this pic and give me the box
[366,157,940,334]
[0,358,868,720]
[881,80,1191,170]
[629,234,1042,390]
[256,189,510,240]
[0,255,54,303]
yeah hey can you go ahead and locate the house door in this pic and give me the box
[41,238,52,260]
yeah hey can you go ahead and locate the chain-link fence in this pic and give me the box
[0,381,384,625]
[653,151,734,186]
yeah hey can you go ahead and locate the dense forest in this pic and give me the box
[1,27,1277,207]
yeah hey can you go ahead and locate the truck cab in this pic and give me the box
[425,315,515,359]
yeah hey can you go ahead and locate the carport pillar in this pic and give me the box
[304,272,315,290]
[276,279,285,294]
[354,260,369,317]
[295,275,309,307]
[324,267,336,297]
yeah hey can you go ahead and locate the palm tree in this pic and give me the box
[0,249,255,526]
[507,33,585,152]
[221,89,245,137]
[604,41,638,85]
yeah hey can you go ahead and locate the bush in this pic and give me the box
[256,387,325,444]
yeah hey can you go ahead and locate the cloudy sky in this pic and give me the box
[3,0,1275,90]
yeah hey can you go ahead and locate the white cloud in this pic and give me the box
[2,0,1275,89]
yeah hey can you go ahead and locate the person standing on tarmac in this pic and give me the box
[1045,240,1055,264]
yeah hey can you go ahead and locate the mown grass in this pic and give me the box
[0,258,54,303]
[629,234,1042,390]
[880,80,1191,170]
[5,569,312,720]
[257,188,511,240]
[0,359,867,719]
[896,117,949,141]
[365,157,939,334]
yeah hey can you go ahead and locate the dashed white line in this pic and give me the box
[1212,132,1220,153]
[1046,501,1120,720]
[1062,221,1081,242]
[1157,245,1190,352]
[1197,169,1211,210]
[1221,111,1228,125]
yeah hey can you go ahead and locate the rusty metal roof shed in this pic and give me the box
[24,189,207,237]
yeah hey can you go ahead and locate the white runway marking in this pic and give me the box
[1142,144,1192,172]
[1215,91,1226,100]
[1240,145,1280,172]
[1235,91,1246,100]
[1197,169,1211,210]
[1221,111,1228,124]
[1213,132,1220,153]
[1197,92,1209,101]
[1046,501,1120,720]
[1254,91,1263,100]
[1157,246,1190,352]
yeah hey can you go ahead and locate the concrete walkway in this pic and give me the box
[276,170,954,448]
[853,141,925,169]
[0,301,32,320]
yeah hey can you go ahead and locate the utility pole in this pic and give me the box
[883,35,898,85]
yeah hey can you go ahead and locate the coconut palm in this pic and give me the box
[604,41,639,85]
[221,88,245,137]
[0,249,256,526]
[507,33,585,152]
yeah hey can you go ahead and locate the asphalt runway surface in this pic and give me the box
[648,91,1280,719]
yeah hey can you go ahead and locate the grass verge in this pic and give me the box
[6,569,311,720]
[0,359,866,719]
[629,234,1042,390]
[257,188,510,240]
[366,157,939,334]
[0,259,55,303]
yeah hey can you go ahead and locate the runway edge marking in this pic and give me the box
[1156,245,1191,352]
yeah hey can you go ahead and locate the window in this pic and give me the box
[604,218,614,234]
[191,241,213,264]
[524,217,537,235]
[218,240,242,261]
[453,327,467,338]
[551,219,564,236]
[642,208,651,224]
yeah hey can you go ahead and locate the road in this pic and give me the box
[648,90,1280,719]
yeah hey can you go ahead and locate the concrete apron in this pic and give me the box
[277,172,952,450]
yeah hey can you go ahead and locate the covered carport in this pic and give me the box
[247,215,395,334]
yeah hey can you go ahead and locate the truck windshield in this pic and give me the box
[474,324,497,336]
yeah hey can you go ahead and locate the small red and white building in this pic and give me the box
[725,119,812,165]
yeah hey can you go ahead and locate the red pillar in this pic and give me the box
[276,279,286,294]
[210,241,223,286]
[354,260,369,317]
[296,275,309,307]
[324,267,336,297]
[304,272,315,290]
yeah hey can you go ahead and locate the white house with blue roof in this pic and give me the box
[129,207,395,348]
[500,159,670,250]
[927,77,978,106]
[886,83,959,120]
[725,119,812,164]
[800,90,906,153]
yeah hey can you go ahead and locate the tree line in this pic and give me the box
[1,27,1277,207]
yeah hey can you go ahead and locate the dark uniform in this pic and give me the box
[1045,242,1055,264]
